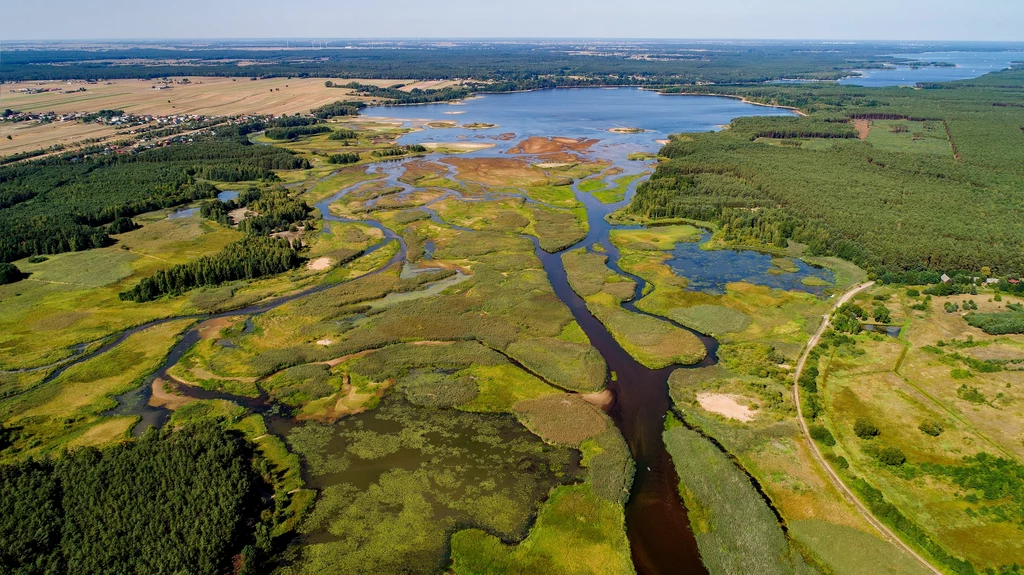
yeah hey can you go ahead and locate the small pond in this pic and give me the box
[664,232,834,295]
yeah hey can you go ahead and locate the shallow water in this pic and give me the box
[167,207,198,219]
[664,232,834,295]
[838,51,1024,87]
[361,87,794,161]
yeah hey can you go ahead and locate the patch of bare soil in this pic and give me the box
[148,377,195,410]
[196,316,243,340]
[581,389,614,410]
[696,392,758,422]
[853,119,871,140]
[306,257,333,271]
[228,207,250,225]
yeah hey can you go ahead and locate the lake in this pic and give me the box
[361,87,795,158]
[839,51,1024,87]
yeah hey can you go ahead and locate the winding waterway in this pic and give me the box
[32,89,808,574]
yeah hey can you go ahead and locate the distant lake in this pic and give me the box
[838,51,1024,87]
[361,87,795,157]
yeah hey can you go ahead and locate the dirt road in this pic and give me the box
[792,281,943,575]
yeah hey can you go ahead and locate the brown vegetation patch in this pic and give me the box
[967,344,1024,361]
[400,160,448,184]
[444,156,547,187]
[514,394,610,446]
[508,136,600,155]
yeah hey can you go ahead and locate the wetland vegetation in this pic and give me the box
[2,41,1024,575]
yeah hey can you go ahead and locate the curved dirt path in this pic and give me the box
[793,281,942,575]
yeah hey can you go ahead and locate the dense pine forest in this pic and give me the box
[632,66,1024,275]
[0,426,271,575]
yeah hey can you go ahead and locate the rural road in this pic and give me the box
[792,281,944,575]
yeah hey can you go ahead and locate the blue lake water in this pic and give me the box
[217,190,239,202]
[839,51,1024,87]
[361,87,795,158]
[664,233,834,295]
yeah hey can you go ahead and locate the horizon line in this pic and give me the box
[5,37,1024,45]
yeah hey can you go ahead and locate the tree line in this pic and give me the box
[118,235,301,302]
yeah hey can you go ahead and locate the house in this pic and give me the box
[1010,279,1020,285]
[985,278,1000,285]
[940,274,952,284]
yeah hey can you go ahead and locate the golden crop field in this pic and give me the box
[0,120,118,156]
[0,76,459,118]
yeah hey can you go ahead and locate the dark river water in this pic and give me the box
[55,88,810,574]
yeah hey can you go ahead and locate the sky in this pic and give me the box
[2,0,1022,42]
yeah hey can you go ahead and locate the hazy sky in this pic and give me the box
[2,0,1022,41]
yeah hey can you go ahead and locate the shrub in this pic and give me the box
[0,262,23,284]
[810,424,836,446]
[854,418,880,439]
[798,365,819,393]
[877,446,907,466]
[956,384,987,404]
[919,421,944,437]
[872,304,891,324]
[906,289,920,297]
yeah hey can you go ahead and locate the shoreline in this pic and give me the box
[361,85,808,117]
[650,90,807,116]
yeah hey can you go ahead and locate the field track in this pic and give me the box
[793,280,944,575]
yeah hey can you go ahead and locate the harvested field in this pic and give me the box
[0,77,423,117]
[0,120,119,157]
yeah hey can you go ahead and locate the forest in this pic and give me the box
[633,66,1024,274]
[0,132,307,264]
[0,425,270,575]
[0,40,972,85]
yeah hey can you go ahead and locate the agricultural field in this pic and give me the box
[1,77,428,117]
[0,119,119,156]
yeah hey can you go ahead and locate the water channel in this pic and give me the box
[38,88,814,574]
